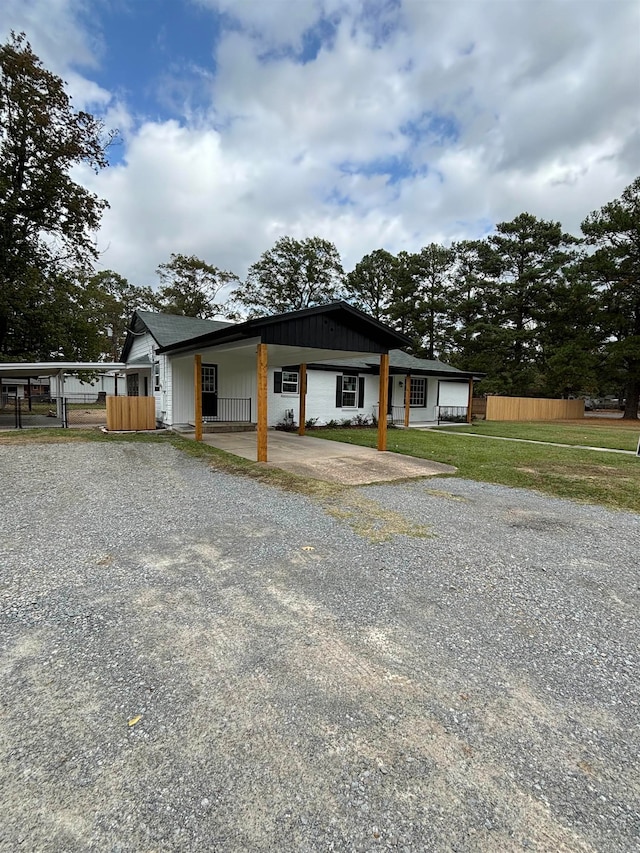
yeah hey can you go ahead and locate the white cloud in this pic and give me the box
[3,0,640,287]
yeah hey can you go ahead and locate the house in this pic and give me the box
[121,305,481,447]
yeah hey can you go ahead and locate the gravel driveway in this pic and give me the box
[1,441,638,852]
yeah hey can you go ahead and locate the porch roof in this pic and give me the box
[157,301,411,356]
[301,349,485,380]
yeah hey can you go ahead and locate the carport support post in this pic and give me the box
[404,374,411,427]
[257,343,268,462]
[298,363,307,436]
[194,354,203,441]
[467,378,474,423]
[377,353,389,451]
[56,370,64,423]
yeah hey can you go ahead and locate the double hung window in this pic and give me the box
[409,377,426,407]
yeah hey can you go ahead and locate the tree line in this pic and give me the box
[1,32,639,418]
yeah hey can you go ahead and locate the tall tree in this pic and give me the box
[84,271,157,360]
[387,250,422,352]
[0,32,115,358]
[344,249,397,321]
[154,253,238,319]
[410,243,456,359]
[581,177,640,419]
[478,213,578,395]
[231,236,344,317]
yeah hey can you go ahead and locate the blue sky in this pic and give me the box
[3,0,640,290]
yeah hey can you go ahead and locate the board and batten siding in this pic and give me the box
[169,348,257,426]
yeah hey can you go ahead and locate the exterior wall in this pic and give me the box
[168,348,257,426]
[125,331,163,421]
[387,376,440,423]
[274,369,379,426]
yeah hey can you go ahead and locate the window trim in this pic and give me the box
[409,377,426,407]
[341,374,358,408]
[281,370,299,395]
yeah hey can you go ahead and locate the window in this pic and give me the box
[409,377,426,407]
[282,370,299,394]
[273,370,299,394]
[341,375,357,407]
[127,374,139,397]
[202,365,217,393]
[154,361,160,391]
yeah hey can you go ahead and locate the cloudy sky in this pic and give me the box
[3,0,640,289]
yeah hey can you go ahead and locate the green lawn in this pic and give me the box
[311,427,640,513]
[437,419,640,451]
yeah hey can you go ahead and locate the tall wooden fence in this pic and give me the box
[486,396,584,421]
[106,396,155,431]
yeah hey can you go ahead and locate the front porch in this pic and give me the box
[160,302,411,462]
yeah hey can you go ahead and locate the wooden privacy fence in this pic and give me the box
[486,396,585,421]
[106,396,155,431]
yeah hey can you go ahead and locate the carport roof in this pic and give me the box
[157,301,411,355]
[0,362,126,378]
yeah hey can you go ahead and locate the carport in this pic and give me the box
[0,362,126,427]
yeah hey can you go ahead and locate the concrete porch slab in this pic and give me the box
[186,430,456,485]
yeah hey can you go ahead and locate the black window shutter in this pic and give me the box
[358,377,365,408]
[336,375,342,407]
[274,371,282,393]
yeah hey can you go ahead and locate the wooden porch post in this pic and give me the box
[257,343,268,462]
[467,378,474,424]
[377,353,389,451]
[298,363,307,436]
[404,374,411,427]
[194,354,202,441]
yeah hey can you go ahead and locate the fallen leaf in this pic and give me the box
[128,715,142,727]
[302,546,315,551]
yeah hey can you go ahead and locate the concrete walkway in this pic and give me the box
[189,430,456,485]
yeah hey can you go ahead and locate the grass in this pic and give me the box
[310,427,640,514]
[438,419,640,451]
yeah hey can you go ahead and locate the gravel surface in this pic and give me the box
[1,441,638,852]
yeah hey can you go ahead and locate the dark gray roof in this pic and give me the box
[122,311,234,360]
[308,349,479,377]
[135,311,233,347]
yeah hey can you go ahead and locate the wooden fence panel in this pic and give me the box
[485,396,584,421]
[106,396,156,431]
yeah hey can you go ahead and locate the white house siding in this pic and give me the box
[270,369,379,426]
[169,348,257,426]
[124,331,163,420]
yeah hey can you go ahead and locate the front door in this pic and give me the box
[202,363,218,418]
[387,376,393,414]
